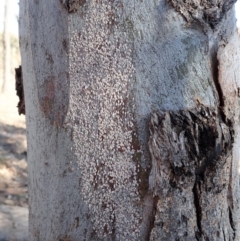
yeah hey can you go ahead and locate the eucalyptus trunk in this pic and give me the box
[19,0,240,240]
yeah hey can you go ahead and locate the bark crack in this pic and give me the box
[228,160,236,239]
[193,181,202,240]
[223,229,227,241]
[146,196,159,241]
[229,207,235,235]
[211,51,228,125]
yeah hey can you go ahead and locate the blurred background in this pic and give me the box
[0,1,27,241]
[0,1,240,241]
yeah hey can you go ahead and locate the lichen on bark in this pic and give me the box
[68,1,142,239]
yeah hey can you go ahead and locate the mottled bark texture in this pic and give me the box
[19,0,240,240]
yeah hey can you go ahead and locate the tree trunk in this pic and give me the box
[2,0,11,93]
[19,0,240,240]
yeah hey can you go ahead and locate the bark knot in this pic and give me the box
[148,104,233,192]
[61,0,86,13]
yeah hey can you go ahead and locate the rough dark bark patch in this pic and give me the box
[15,66,25,115]
[148,104,234,240]
[61,0,86,13]
[168,0,237,28]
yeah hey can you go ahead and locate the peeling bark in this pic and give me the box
[169,0,237,28]
[148,105,234,240]
[15,66,25,115]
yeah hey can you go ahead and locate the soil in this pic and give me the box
[0,122,27,208]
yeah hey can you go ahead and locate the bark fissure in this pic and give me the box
[146,196,159,241]
[227,154,235,235]
[210,50,233,132]
[229,207,235,236]
[211,54,227,121]
[192,181,202,240]
[223,229,227,241]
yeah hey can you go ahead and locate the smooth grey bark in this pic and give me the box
[19,0,240,240]
[2,0,11,92]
